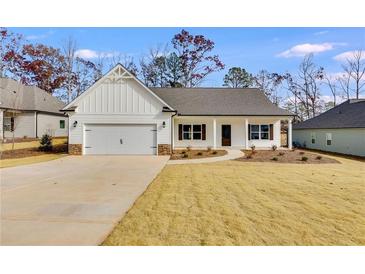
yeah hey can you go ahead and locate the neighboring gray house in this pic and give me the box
[0,78,68,140]
[293,99,365,157]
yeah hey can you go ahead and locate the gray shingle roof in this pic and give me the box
[0,78,66,114]
[293,99,365,129]
[151,87,292,116]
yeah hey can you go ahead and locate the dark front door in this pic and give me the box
[221,125,231,146]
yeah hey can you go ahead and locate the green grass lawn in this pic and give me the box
[103,154,365,246]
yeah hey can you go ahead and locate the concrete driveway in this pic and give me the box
[0,155,169,245]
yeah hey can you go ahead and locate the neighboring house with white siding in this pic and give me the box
[0,78,68,140]
[63,64,293,155]
[293,99,365,157]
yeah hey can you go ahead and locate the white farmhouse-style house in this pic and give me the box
[63,64,294,155]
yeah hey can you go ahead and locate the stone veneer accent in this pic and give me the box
[68,144,82,155]
[158,144,171,155]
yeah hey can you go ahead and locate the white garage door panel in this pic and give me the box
[84,124,157,155]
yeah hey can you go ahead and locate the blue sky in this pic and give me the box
[10,27,365,97]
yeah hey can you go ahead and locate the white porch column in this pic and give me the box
[171,116,175,150]
[245,118,249,149]
[213,118,217,149]
[288,119,292,149]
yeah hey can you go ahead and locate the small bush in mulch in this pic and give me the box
[237,149,339,164]
[299,151,305,155]
[272,145,277,151]
[181,151,186,154]
[316,155,322,160]
[39,134,53,152]
[212,151,218,155]
[197,152,203,156]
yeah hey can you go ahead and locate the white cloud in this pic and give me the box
[75,49,118,59]
[333,50,365,62]
[314,30,329,36]
[26,30,54,40]
[277,42,345,58]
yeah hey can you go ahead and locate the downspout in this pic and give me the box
[170,110,178,154]
[35,111,38,138]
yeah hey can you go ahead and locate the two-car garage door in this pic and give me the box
[84,124,157,155]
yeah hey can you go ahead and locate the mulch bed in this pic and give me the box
[170,149,227,160]
[0,144,68,160]
[236,149,340,164]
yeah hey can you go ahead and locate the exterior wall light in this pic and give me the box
[162,121,166,128]
[73,121,78,127]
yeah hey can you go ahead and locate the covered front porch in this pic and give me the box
[172,116,292,150]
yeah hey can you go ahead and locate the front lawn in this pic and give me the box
[1,137,67,151]
[103,154,365,246]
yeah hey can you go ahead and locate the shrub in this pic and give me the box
[316,155,322,160]
[197,152,203,156]
[301,156,308,161]
[207,146,213,152]
[39,134,53,151]
[186,145,192,151]
[250,145,256,151]
[299,151,305,155]
[212,151,218,155]
[271,145,277,151]
[182,153,188,158]
[272,157,278,161]
[278,152,285,156]
[181,151,186,154]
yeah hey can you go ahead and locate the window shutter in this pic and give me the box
[178,124,182,140]
[202,124,206,140]
[10,117,15,132]
[269,124,273,140]
[248,124,251,140]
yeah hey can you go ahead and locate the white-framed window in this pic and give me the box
[326,133,332,146]
[182,124,191,140]
[3,117,14,131]
[181,124,205,140]
[311,132,316,144]
[250,124,270,140]
[192,124,202,140]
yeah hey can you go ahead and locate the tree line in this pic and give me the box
[1,28,364,121]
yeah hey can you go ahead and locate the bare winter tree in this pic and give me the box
[342,50,365,99]
[62,37,77,103]
[285,54,324,120]
[338,73,352,100]
[323,73,338,106]
[253,70,285,105]
[108,53,138,76]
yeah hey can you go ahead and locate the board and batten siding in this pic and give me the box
[293,128,365,157]
[68,77,171,145]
